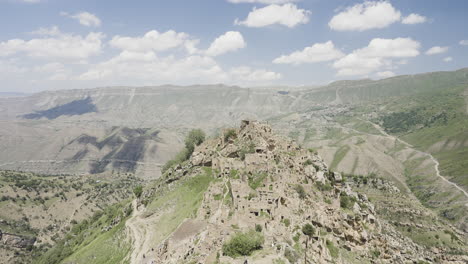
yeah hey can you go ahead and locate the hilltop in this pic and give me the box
[34,120,467,264]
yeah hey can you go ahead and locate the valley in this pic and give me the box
[0,68,467,263]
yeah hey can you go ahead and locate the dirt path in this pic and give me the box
[126,200,158,264]
[365,120,468,201]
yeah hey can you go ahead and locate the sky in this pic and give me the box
[1,0,467,93]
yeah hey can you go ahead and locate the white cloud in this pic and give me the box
[329,1,401,31]
[273,41,344,65]
[228,0,298,3]
[0,29,104,60]
[235,4,310,28]
[61,11,101,27]
[33,62,71,80]
[110,30,194,53]
[78,52,280,86]
[425,46,449,55]
[443,57,453,62]
[206,31,246,57]
[459,40,468,46]
[30,26,61,36]
[376,71,396,78]
[333,38,420,76]
[402,13,427,24]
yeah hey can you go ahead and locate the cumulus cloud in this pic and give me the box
[0,29,104,60]
[333,38,420,76]
[443,57,453,62]
[228,0,298,3]
[329,1,401,31]
[78,29,277,85]
[376,71,396,78]
[425,46,449,55]
[61,11,101,27]
[110,30,194,53]
[273,41,344,65]
[205,31,246,56]
[459,40,468,46]
[402,13,427,24]
[78,52,280,86]
[235,4,310,28]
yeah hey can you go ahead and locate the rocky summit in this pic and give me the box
[134,120,467,264]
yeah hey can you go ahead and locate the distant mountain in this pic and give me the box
[0,92,29,98]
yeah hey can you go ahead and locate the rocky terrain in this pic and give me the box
[83,121,466,264]
[0,68,467,263]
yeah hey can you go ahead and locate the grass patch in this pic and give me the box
[326,240,339,259]
[330,145,350,171]
[248,173,268,190]
[144,169,213,245]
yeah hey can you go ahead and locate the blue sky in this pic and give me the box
[1,0,467,92]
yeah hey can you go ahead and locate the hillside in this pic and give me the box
[32,121,467,264]
[0,69,467,263]
[0,170,141,264]
[0,69,466,179]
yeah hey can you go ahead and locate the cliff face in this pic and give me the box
[142,120,466,264]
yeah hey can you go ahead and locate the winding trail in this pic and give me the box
[126,200,158,264]
[364,120,468,200]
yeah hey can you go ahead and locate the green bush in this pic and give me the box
[224,128,237,142]
[222,230,264,257]
[294,184,306,199]
[340,194,356,209]
[162,129,205,173]
[284,247,300,263]
[133,185,143,198]
[185,129,206,154]
[302,223,314,238]
[255,224,263,232]
[315,182,332,192]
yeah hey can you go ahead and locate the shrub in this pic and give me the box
[255,224,263,232]
[224,129,237,142]
[162,129,205,173]
[315,182,332,192]
[281,218,291,227]
[185,129,206,154]
[133,185,143,198]
[340,194,356,209]
[302,223,314,238]
[284,247,300,264]
[222,230,264,257]
[294,184,306,199]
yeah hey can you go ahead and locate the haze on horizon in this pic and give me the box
[1,0,467,93]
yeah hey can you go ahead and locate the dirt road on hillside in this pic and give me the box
[365,120,468,201]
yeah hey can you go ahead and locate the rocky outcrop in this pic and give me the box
[142,121,468,264]
[0,230,36,249]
